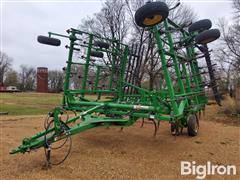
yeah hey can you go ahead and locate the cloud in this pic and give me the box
[2,1,102,70]
[2,1,232,71]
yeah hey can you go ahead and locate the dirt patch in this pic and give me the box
[0,109,240,179]
[204,104,240,126]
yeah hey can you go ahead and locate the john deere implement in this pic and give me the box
[11,1,221,166]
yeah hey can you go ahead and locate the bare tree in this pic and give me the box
[215,0,240,96]
[19,65,36,91]
[0,51,13,85]
[48,70,64,92]
[79,0,197,90]
[218,20,240,70]
[233,0,240,16]
[125,0,197,90]
[79,0,129,43]
[4,69,19,87]
[169,1,197,26]
[77,0,130,86]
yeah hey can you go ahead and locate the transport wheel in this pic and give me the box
[195,29,220,44]
[135,1,169,28]
[188,19,212,33]
[90,50,104,58]
[187,115,199,136]
[37,35,61,46]
[94,41,110,49]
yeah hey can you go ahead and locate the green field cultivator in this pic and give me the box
[11,1,222,165]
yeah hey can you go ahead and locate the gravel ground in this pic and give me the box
[0,106,239,180]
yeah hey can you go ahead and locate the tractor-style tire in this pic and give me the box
[90,51,104,58]
[195,29,220,44]
[94,41,110,49]
[135,1,169,28]
[188,19,212,33]
[37,35,61,46]
[187,115,199,136]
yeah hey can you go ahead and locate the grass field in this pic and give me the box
[0,92,110,115]
[0,92,62,115]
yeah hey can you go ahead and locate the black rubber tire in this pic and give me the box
[37,35,61,46]
[90,51,104,58]
[135,2,169,28]
[94,41,110,49]
[195,29,220,44]
[188,19,212,33]
[187,115,198,136]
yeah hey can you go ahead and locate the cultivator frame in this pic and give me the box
[11,1,221,165]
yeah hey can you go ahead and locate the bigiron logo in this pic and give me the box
[181,161,237,179]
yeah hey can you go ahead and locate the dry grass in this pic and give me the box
[0,92,106,115]
[218,96,240,117]
[0,92,62,115]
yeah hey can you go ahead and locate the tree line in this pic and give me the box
[1,0,239,97]
[79,0,239,96]
[214,0,240,98]
[79,0,197,90]
[0,51,64,92]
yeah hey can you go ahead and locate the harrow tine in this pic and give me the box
[125,44,134,86]
[198,45,222,106]
[119,127,124,132]
[44,146,52,168]
[149,119,157,137]
[157,121,160,130]
[140,118,145,128]
[133,44,145,89]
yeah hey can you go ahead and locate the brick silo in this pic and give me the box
[37,67,48,92]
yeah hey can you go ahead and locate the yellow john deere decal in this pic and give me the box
[143,15,162,26]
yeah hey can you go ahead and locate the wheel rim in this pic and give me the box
[143,15,162,26]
